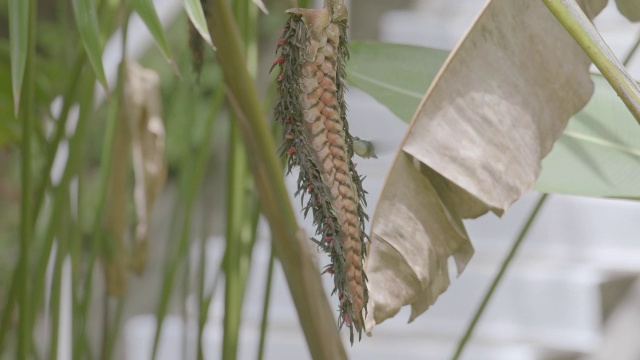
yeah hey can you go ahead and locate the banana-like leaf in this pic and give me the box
[537,75,640,198]
[72,0,109,93]
[131,0,179,75]
[347,41,448,124]
[615,0,640,21]
[184,0,215,49]
[362,0,606,332]
[349,47,640,199]
[8,0,29,115]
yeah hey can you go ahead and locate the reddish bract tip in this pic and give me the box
[325,267,334,275]
[287,147,296,155]
[326,236,333,243]
[273,57,285,65]
[278,74,284,82]
[277,39,286,45]
[284,118,292,123]
[307,185,313,192]
[285,133,295,139]
[344,313,351,327]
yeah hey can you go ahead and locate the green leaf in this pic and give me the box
[8,0,29,115]
[347,42,640,200]
[347,41,448,123]
[72,0,109,92]
[184,0,215,49]
[535,75,640,199]
[131,0,179,75]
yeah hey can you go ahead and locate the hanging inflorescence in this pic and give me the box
[272,0,369,344]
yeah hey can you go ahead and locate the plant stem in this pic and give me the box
[207,1,348,358]
[257,247,275,360]
[542,0,640,126]
[451,194,549,360]
[622,31,640,67]
[17,0,36,357]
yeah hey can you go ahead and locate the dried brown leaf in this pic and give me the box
[364,0,607,332]
[615,0,640,21]
[124,61,166,274]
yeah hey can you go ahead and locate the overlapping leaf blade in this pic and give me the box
[347,41,448,123]
[8,0,29,115]
[184,0,215,49]
[356,0,607,332]
[72,0,109,92]
[131,0,178,74]
[348,44,640,199]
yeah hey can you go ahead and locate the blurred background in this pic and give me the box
[1,0,640,359]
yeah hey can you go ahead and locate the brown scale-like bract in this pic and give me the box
[273,2,369,343]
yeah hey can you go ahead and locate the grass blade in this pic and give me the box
[8,0,29,115]
[257,247,275,360]
[207,0,348,357]
[71,0,109,92]
[130,0,179,75]
[184,0,215,49]
[16,0,36,357]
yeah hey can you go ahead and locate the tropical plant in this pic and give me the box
[0,0,639,359]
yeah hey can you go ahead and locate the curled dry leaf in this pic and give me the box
[104,61,166,296]
[364,0,606,332]
[125,61,167,275]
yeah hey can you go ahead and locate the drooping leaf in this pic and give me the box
[348,43,640,199]
[184,0,215,49]
[130,0,179,75]
[615,0,640,21]
[8,0,29,115]
[347,41,448,124]
[363,0,607,332]
[71,0,109,93]
[536,75,640,198]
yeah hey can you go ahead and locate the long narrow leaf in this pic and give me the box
[8,0,29,115]
[71,0,109,92]
[184,0,215,49]
[131,0,179,75]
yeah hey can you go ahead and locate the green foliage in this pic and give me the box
[72,0,109,91]
[347,42,640,199]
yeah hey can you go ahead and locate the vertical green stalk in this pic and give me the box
[622,32,640,67]
[256,247,275,360]
[17,0,36,357]
[222,121,247,360]
[150,74,224,360]
[49,195,70,360]
[222,2,260,359]
[207,0,348,358]
[451,194,549,360]
[195,86,225,360]
[77,7,130,358]
[102,299,124,360]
